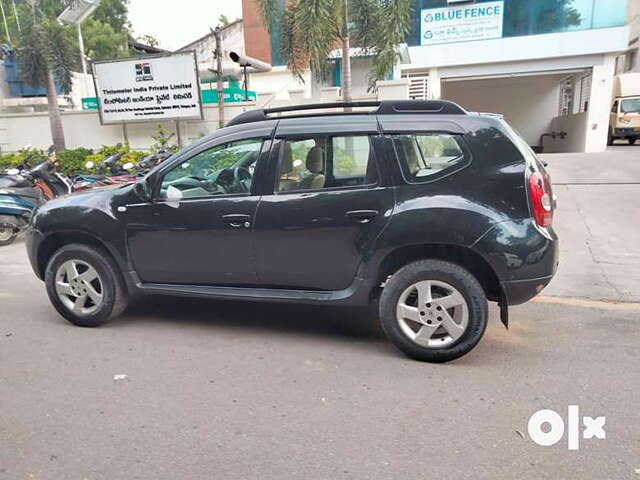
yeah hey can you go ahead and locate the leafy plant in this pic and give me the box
[150,125,179,154]
[0,148,47,171]
[256,0,413,97]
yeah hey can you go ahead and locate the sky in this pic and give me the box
[128,0,244,51]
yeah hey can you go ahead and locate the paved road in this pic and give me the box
[1,149,639,479]
[542,145,640,302]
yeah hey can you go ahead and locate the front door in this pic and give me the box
[126,136,269,286]
[253,127,394,291]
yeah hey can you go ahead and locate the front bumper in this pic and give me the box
[24,226,45,280]
[614,127,640,137]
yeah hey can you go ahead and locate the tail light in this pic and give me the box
[527,170,553,228]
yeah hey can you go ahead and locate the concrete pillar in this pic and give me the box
[584,54,616,152]
[376,79,409,100]
[256,92,276,107]
[429,67,441,100]
[288,88,306,104]
[320,87,341,103]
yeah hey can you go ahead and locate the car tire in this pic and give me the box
[379,259,488,363]
[0,228,17,246]
[607,129,614,146]
[629,138,637,145]
[45,243,128,327]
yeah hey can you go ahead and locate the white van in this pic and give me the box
[609,73,640,145]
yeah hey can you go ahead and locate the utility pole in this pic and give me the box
[213,26,225,129]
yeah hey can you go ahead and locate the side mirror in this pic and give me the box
[133,178,152,202]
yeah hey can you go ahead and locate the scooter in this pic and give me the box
[72,153,137,191]
[0,157,71,246]
[72,151,172,192]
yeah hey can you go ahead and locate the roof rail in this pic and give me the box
[226,100,466,127]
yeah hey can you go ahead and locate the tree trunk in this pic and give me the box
[341,35,352,103]
[46,68,65,152]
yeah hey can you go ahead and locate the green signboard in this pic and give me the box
[201,87,256,104]
[81,97,98,110]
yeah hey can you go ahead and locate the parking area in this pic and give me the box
[1,148,639,479]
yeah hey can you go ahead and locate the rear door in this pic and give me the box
[252,116,395,291]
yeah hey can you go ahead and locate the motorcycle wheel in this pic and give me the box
[0,228,17,246]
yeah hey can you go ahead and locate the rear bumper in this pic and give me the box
[473,219,559,305]
[501,274,554,306]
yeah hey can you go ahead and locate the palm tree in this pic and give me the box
[256,0,412,102]
[17,1,79,151]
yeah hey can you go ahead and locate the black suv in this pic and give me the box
[25,100,558,362]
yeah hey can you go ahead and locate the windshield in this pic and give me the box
[621,98,640,113]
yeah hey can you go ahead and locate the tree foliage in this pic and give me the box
[256,0,413,91]
[17,15,78,93]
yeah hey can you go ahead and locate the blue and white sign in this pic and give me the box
[421,1,504,46]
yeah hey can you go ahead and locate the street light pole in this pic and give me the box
[77,23,87,76]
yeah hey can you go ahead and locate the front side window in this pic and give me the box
[277,135,377,192]
[611,101,619,113]
[160,138,263,200]
[393,133,466,182]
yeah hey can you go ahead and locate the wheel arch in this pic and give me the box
[373,243,502,302]
[36,231,129,292]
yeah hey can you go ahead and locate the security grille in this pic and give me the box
[402,71,430,100]
[558,78,574,116]
[578,75,591,113]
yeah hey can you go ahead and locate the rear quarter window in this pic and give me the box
[392,133,469,183]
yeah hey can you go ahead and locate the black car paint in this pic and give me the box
[26,111,558,309]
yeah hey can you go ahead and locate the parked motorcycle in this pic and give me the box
[72,151,172,192]
[0,156,72,246]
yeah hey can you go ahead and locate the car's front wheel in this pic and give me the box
[379,259,488,363]
[45,244,128,327]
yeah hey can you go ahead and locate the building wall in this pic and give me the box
[178,20,244,68]
[0,103,258,152]
[442,74,563,147]
[241,0,272,64]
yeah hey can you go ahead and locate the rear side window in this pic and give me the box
[277,135,378,192]
[392,133,467,182]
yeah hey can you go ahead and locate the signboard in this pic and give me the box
[201,87,257,104]
[92,51,203,124]
[421,1,504,46]
[81,97,98,110]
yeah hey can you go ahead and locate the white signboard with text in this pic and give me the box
[93,52,202,124]
[421,1,504,46]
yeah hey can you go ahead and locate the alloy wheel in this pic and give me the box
[55,259,104,316]
[396,280,469,348]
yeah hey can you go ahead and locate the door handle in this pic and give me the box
[222,214,251,228]
[346,210,379,223]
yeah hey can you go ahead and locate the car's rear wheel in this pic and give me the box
[629,138,637,145]
[379,259,488,363]
[45,244,128,327]
[0,228,17,246]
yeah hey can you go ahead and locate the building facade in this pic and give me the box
[241,0,637,153]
